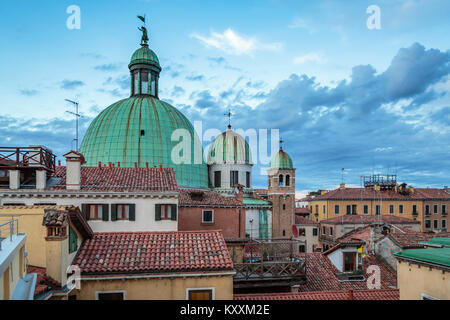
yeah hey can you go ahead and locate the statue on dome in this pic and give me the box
[137,15,149,45]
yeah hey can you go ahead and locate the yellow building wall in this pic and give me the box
[0,248,25,300]
[76,275,234,300]
[397,261,450,300]
[310,199,423,228]
[0,270,5,300]
[0,207,49,268]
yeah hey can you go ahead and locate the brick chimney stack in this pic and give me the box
[64,151,85,191]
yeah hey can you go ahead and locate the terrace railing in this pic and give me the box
[0,147,56,172]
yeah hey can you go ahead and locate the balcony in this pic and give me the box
[0,146,56,173]
[230,239,306,288]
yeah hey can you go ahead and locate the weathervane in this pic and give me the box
[224,109,233,129]
[279,138,284,150]
[137,15,149,46]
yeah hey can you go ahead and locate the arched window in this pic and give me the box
[279,174,284,186]
[286,175,290,186]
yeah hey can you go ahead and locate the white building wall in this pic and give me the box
[0,194,178,233]
[209,163,252,190]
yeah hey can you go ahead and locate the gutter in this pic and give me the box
[80,271,237,281]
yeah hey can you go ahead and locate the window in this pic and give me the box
[89,204,103,220]
[187,289,213,300]
[425,205,430,215]
[330,227,333,236]
[433,220,438,229]
[334,205,339,215]
[351,205,357,215]
[399,205,404,214]
[69,226,78,254]
[285,175,290,186]
[283,204,286,210]
[425,220,431,229]
[298,245,305,253]
[298,228,306,236]
[346,205,351,215]
[442,219,447,230]
[322,226,326,235]
[246,172,251,188]
[214,171,221,188]
[155,204,177,221]
[363,205,369,215]
[443,205,447,214]
[375,205,381,215]
[230,171,239,187]
[323,205,326,215]
[133,71,139,95]
[96,291,125,300]
[412,205,418,215]
[389,205,394,214]
[315,205,318,215]
[141,72,149,94]
[0,170,9,177]
[202,210,214,223]
[151,74,156,96]
[278,174,284,186]
[343,252,357,272]
[434,204,438,214]
[313,228,318,236]
[116,204,130,220]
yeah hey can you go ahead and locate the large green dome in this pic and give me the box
[79,96,209,188]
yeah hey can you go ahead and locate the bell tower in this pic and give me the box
[267,142,295,239]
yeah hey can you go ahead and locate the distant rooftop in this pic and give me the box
[234,289,399,300]
[321,215,420,225]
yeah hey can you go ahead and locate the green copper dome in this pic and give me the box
[79,96,209,188]
[207,128,252,165]
[129,45,160,69]
[270,149,293,169]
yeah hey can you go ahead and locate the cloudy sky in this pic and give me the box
[0,0,449,194]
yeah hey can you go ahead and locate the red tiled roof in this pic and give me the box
[385,231,450,249]
[179,190,242,207]
[311,187,450,201]
[321,215,419,225]
[295,215,318,225]
[27,266,61,298]
[254,189,268,195]
[74,231,234,275]
[234,289,399,300]
[52,166,178,192]
[295,207,311,215]
[336,225,372,244]
[295,253,397,292]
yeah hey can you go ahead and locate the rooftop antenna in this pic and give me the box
[279,138,284,151]
[341,168,345,184]
[65,99,82,152]
[224,109,233,129]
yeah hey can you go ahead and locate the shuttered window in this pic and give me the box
[69,226,78,254]
[155,204,177,221]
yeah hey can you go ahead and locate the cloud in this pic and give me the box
[186,74,205,81]
[191,28,283,55]
[19,89,39,96]
[293,53,326,65]
[289,18,316,34]
[171,86,185,97]
[94,63,123,72]
[60,79,85,90]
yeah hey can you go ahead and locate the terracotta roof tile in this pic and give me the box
[27,266,61,298]
[179,190,242,207]
[386,231,450,249]
[74,231,234,275]
[295,215,318,225]
[234,289,399,300]
[295,207,311,215]
[52,166,178,192]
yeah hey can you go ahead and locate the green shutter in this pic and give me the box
[155,204,161,221]
[111,204,117,221]
[129,204,136,221]
[171,204,177,221]
[69,226,78,254]
[102,204,109,221]
[81,204,89,220]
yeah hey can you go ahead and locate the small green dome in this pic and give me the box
[80,96,208,188]
[270,149,293,169]
[207,128,252,165]
[129,45,160,69]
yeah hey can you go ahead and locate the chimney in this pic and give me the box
[159,164,163,175]
[234,184,244,203]
[409,186,415,194]
[58,160,61,167]
[348,289,354,300]
[9,170,20,190]
[339,184,345,190]
[117,162,120,168]
[98,161,102,168]
[64,151,85,191]
[134,162,138,169]
[36,170,47,190]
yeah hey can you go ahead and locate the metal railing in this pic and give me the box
[0,218,20,251]
[0,146,56,172]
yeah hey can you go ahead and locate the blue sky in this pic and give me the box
[0,0,449,194]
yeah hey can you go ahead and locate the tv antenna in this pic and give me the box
[65,99,82,151]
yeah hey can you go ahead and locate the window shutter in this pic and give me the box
[171,204,177,221]
[111,204,117,221]
[129,204,136,221]
[155,204,161,221]
[81,204,89,220]
[102,204,109,221]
